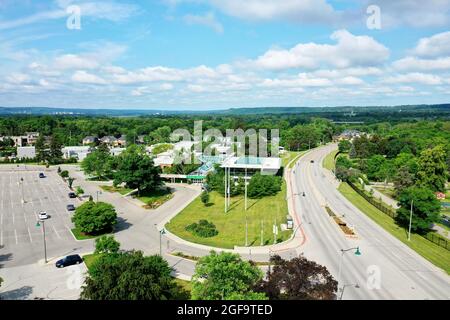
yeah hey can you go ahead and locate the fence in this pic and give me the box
[347,181,450,251]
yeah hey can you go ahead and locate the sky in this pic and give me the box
[0,0,450,110]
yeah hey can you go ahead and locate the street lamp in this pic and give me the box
[337,247,361,297]
[36,219,47,263]
[159,228,166,256]
[339,283,360,300]
[96,190,102,202]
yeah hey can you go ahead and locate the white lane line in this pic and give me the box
[14,229,18,244]
[0,229,3,246]
[52,225,61,239]
[27,226,33,242]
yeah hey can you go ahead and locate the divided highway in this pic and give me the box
[292,144,450,299]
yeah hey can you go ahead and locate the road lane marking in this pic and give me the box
[14,229,18,244]
[52,225,61,239]
[27,226,33,242]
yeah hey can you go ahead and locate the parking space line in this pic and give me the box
[27,226,33,242]
[52,225,61,239]
[14,229,18,244]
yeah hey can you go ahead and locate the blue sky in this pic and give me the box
[0,0,450,110]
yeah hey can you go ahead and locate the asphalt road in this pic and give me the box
[293,144,450,300]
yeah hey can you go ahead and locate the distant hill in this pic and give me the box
[0,104,449,117]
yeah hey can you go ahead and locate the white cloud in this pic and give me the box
[207,0,340,24]
[392,56,450,72]
[6,73,31,84]
[253,30,389,70]
[54,54,99,70]
[412,31,450,58]
[383,73,443,85]
[72,70,106,84]
[183,12,223,33]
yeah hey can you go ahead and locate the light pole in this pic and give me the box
[96,190,102,202]
[339,283,359,300]
[337,247,361,297]
[408,200,414,241]
[36,219,47,263]
[159,228,166,256]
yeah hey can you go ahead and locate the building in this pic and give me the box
[100,136,117,145]
[82,136,98,145]
[8,132,40,147]
[221,156,281,176]
[110,147,125,157]
[17,146,36,159]
[153,151,176,169]
[62,146,92,161]
[116,135,127,147]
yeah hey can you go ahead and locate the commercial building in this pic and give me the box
[62,146,92,161]
[17,146,36,159]
[221,156,281,176]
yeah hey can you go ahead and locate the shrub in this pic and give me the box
[72,201,117,235]
[95,235,120,254]
[247,173,281,198]
[185,220,218,238]
[60,170,69,178]
[200,191,209,206]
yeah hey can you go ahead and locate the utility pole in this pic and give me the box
[260,220,264,246]
[224,167,227,213]
[245,215,248,247]
[244,167,248,211]
[408,200,413,241]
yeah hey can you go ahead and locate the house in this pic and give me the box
[17,146,36,159]
[100,136,117,145]
[116,135,127,147]
[436,192,446,200]
[82,136,98,145]
[62,146,92,161]
[137,135,146,144]
[8,132,40,147]
[153,151,176,169]
[110,147,125,156]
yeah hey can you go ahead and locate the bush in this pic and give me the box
[200,191,209,206]
[60,170,69,178]
[185,220,218,238]
[95,235,120,254]
[247,173,281,198]
[72,201,117,235]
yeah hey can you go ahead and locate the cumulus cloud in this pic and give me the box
[183,12,224,33]
[382,73,443,85]
[253,30,389,70]
[392,56,450,72]
[72,70,107,84]
[412,31,450,58]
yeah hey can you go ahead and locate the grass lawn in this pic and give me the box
[373,185,397,199]
[281,151,306,169]
[322,150,338,171]
[71,227,112,240]
[174,278,192,295]
[166,185,292,249]
[136,188,174,209]
[83,253,102,270]
[338,182,450,274]
[100,185,134,195]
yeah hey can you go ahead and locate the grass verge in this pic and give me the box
[100,185,134,195]
[322,150,338,171]
[71,227,112,240]
[338,182,450,274]
[166,186,292,249]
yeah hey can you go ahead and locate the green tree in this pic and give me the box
[81,251,186,300]
[114,147,162,195]
[72,201,117,235]
[200,191,209,206]
[81,147,113,179]
[366,155,386,181]
[68,177,75,189]
[254,255,337,300]
[35,134,47,162]
[75,186,84,196]
[60,170,69,178]
[94,235,120,254]
[338,140,352,153]
[395,187,441,233]
[49,135,63,163]
[416,146,448,192]
[247,173,281,198]
[393,166,415,196]
[191,251,266,300]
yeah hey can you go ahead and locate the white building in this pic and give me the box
[221,156,281,176]
[62,146,92,161]
[17,146,36,159]
[110,147,125,157]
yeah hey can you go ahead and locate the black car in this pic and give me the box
[39,173,45,178]
[68,192,76,198]
[310,160,315,163]
[55,254,83,268]
[67,204,76,211]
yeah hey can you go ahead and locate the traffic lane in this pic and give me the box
[307,145,450,299]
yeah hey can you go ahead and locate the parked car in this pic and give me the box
[68,192,76,198]
[67,204,76,211]
[310,160,315,163]
[38,211,48,220]
[55,254,83,268]
[39,173,45,178]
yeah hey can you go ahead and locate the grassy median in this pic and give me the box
[338,182,450,274]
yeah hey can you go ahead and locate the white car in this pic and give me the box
[38,211,48,220]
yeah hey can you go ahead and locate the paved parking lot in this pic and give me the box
[0,165,92,268]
